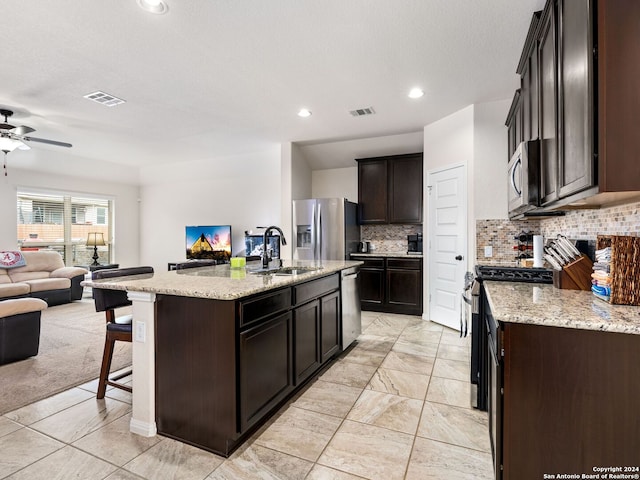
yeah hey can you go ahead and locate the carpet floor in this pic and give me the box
[0,298,132,415]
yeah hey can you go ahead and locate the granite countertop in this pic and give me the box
[484,281,640,335]
[83,259,362,301]
[350,252,423,258]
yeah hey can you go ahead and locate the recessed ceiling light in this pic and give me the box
[298,109,312,118]
[137,0,168,14]
[408,88,424,99]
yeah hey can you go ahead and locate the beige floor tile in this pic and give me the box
[0,427,64,478]
[4,388,94,426]
[347,390,423,435]
[72,414,162,466]
[105,469,145,480]
[6,445,117,480]
[206,443,312,479]
[366,368,429,400]
[105,387,133,404]
[319,360,377,388]
[306,464,366,479]
[436,343,470,362]
[417,401,491,452]
[380,351,434,375]
[402,320,444,334]
[362,317,405,337]
[431,357,470,382]
[352,334,396,352]
[341,344,388,367]
[124,437,223,480]
[0,416,22,438]
[405,437,493,480]
[30,397,131,443]
[426,376,471,408]
[439,328,471,346]
[292,380,362,418]
[254,406,342,462]
[392,338,439,357]
[317,420,413,480]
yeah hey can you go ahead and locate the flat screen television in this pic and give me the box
[185,225,232,262]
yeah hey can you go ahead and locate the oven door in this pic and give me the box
[508,140,539,218]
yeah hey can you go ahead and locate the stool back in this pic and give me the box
[92,266,154,312]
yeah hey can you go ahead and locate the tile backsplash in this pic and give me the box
[360,224,422,253]
[476,200,640,265]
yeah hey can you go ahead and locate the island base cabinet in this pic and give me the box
[501,322,640,478]
[239,311,293,432]
[155,295,238,456]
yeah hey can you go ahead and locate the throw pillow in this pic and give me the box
[0,251,27,269]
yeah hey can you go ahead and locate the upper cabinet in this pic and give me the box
[505,89,523,161]
[357,153,423,225]
[511,0,640,211]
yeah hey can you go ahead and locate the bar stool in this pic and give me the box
[92,266,154,399]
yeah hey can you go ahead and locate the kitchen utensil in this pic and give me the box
[557,235,581,258]
[544,253,563,271]
[545,246,566,266]
[553,239,576,263]
[550,240,572,264]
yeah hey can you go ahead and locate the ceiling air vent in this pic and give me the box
[349,106,376,117]
[83,91,126,107]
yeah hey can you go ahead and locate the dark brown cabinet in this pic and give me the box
[357,256,422,315]
[154,272,342,457]
[516,0,640,210]
[357,153,423,225]
[499,321,640,477]
[505,90,523,161]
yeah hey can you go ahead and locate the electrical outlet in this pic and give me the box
[484,246,493,258]
[135,321,146,342]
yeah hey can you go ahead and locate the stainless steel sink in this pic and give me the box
[247,266,322,276]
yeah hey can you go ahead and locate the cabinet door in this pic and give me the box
[357,159,388,224]
[386,267,422,314]
[389,154,423,224]
[239,311,292,431]
[320,290,340,363]
[293,300,320,385]
[557,0,594,199]
[359,267,385,307]
[538,1,559,205]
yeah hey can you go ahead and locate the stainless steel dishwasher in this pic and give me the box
[340,266,361,349]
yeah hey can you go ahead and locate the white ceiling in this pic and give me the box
[1,0,544,177]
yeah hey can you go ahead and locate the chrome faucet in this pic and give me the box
[262,226,287,269]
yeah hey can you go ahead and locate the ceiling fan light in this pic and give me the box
[408,88,424,99]
[297,109,312,118]
[0,136,24,152]
[137,0,168,14]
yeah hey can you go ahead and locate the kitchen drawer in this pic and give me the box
[239,288,292,327]
[360,258,384,269]
[387,258,422,270]
[293,273,339,306]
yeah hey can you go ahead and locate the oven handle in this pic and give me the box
[460,293,470,338]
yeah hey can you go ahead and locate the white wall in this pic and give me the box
[138,147,281,270]
[473,100,510,220]
[0,167,140,267]
[311,167,357,202]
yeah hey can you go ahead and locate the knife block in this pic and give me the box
[552,254,593,291]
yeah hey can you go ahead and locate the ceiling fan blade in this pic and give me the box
[14,125,36,135]
[23,136,72,148]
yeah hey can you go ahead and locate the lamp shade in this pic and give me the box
[86,232,106,247]
[0,136,24,152]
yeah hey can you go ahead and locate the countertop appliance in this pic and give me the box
[508,140,540,219]
[292,198,359,261]
[357,241,370,253]
[470,265,553,477]
[407,233,422,254]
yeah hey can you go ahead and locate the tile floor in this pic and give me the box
[0,311,493,480]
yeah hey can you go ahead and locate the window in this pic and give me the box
[17,190,113,266]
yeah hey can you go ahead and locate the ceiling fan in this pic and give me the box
[0,108,72,176]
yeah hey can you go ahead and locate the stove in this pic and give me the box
[475,265,553,284]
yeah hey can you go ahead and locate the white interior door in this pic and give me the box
[428,165,467,330]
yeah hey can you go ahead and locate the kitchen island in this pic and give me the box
[483,281,640,479]
[84,259,362,456]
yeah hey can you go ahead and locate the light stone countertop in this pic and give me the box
[484,281,640,335]
[82,259,363,301]
[350,252,423,258]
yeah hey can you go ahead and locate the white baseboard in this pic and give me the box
[130,417,157,437]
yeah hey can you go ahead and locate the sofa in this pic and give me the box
[0,250,88,306]
[0,297,48,364]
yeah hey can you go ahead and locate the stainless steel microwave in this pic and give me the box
[508,140,539,218]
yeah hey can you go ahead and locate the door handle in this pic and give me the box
[455,255,463,261]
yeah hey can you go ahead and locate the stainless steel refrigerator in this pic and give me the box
[293,198,361,350]
[292,198,359,261]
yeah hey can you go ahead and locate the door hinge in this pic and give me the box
[427,185,432,194]
[500,387,504,395]
[501,348,505,358]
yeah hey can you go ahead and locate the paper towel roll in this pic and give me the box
[533,235,544,268]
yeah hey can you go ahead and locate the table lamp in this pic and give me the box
[86,232,106,266]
